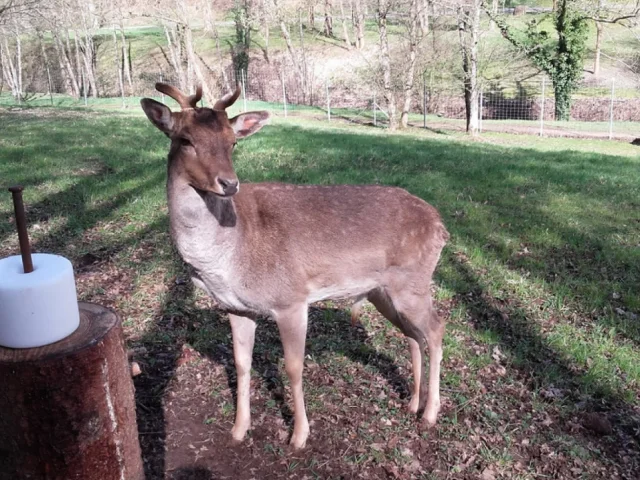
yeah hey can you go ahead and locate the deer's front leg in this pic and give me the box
[229,313,257,443]
[275,304,310,449]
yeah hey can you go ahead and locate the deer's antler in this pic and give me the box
[155,83,202,109]
[214,86,241,111]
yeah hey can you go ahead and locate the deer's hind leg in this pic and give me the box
[367,283,445,427]
[274,303,310,449]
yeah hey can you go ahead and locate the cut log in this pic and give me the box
[0,302,143,480]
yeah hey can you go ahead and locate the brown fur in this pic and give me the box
[141,84,449,450]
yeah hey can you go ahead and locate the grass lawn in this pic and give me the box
[0,106,639,479]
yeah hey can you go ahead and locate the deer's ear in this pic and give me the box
[141,98,174,134]
[229,111,270,139]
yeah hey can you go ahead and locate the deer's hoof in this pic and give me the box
[408,396,420,414]
[289,429,309,450]
[230,426,248,444]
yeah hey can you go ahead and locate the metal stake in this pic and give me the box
[609,78,615,140]
[8,186,33,274]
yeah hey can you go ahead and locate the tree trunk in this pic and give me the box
[298,9,311,103]
[73,30,83,95]
[13,20,22,97]
[37,31,54,99]
[338,0,351,48]
[554,81,571,120]
[0,32,19,98]
[0,302,144,480]
[378,0,397,130]
[309,3,316,29]
[401,0,421,128]
[593,20,603,76]
[81,38,99,98]
[112,25,125,105]
[119,23,133,94]
[164,23,188,92]
[232,0,251,74]
[279,18,309,104]
[204,0,215,33]
[458,2,480,136]
[184,22,216,106]
[324,0,333,36]
[77,2,99,98]
[214,29,231,92]
[354,0,365,49]
[52,30,78,96]
[418,0,429,36]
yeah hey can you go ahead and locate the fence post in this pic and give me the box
[81,69,87,106]
[281,71,287,118]
[159,73,165,103]
[479,88,483,134]
[609,78,615,140]
[539,77,546,137]
[326,81,330,121]
[373,93,377,126]
[423,75,427,129]
[241,69,247,113]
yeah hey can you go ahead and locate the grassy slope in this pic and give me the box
[1,108,639,477]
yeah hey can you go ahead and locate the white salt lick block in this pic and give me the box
[0,253,80,349]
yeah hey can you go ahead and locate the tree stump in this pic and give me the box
[0,302,144,480]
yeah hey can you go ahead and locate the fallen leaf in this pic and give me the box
[481,467,496,480]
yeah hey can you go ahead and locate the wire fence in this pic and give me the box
[2,62,639,141]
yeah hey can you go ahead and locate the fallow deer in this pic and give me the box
[140,84,449,449]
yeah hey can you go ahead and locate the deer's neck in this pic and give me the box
[167,172,241,272]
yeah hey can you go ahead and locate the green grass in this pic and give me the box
[1,107,639,477]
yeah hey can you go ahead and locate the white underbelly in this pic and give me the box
[306,279,377,304]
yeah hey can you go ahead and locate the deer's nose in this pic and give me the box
[217,177,239,196]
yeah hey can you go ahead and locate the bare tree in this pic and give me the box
[353,0,365,49]
[112,24,125,104]
[377,0,398,129]
[324,0,333,36]
[274,0,313,103]
[400,0,426,128]
[338,0,351,47]
[0,25,22,99]
[457,0,480,135]
[143,0,218,104]
[75,0,100,97]
[586,0,640,76]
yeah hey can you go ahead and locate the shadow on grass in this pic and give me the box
[187,302,411,431]
[440,250,640,473]
[131,259,412,477]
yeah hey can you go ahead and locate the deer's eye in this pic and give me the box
[179,138,193,148]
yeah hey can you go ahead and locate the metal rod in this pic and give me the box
[609,78,615,140]
[281,71,287,118]
[241,69,247,113]
[423,77,427,129]
[8,186,33,274]
[326,81,330,121]
[373,93,377,126]
[159,72,165,103]
[539,77,546,137]
[479,88,483,133]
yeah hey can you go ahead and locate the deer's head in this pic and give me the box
[141,83,269,197]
